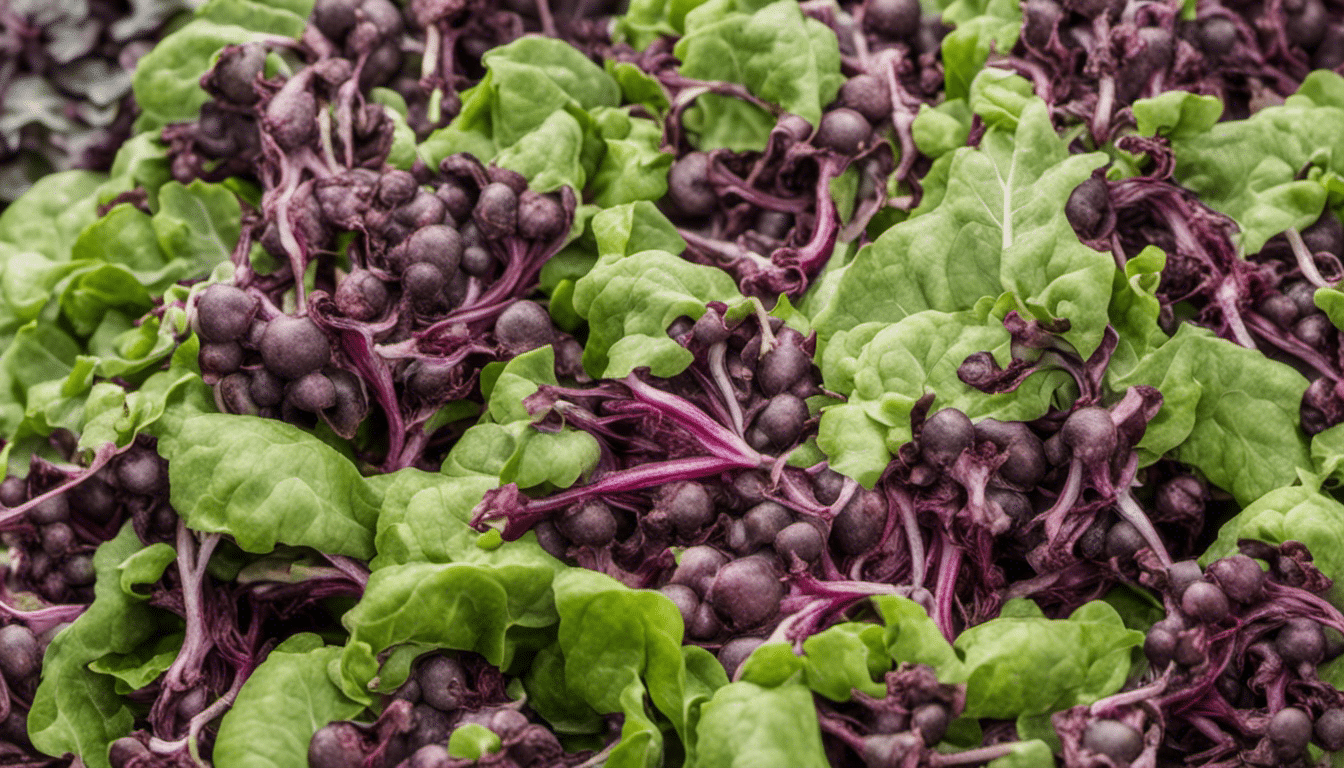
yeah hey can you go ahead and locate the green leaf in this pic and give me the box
[1132,90,1224,139]
[816,309,1069,487]
[589,109,673,207]
[682,94,777,153]
[101,133,172,209]
[79,337,213,452]
[798,622,889,701]
[88,632,185,695]
[0,170,105,260]
[953,600,1143,718]
[194,0,308,37]
[674,0,843,149]
[573,249,747,378]
[132,20,280,124]
[1107,246,1167,379]
[1164,75,1344,253]
[29,524,174,768]
[871,595,963,676]
[689,682,829,768]
[552,569,686,727]
[158,414,384,558]
[117,542,176,598]
[1107,323,1311,505]
[447,724,503,759]
[338,562,558,699]
[940,9,1022,101]
[985,739,1056,768]
[371,468,563,571]
[213,636,365,768]
[606,61,672,116]
[1200,482,1344,607]
[522,642,606,734]
[494,108,591,193]
[59,265,154,337]
[591,200,687,259]
[151,180,242,282]
[912,100,973,159]
[419,36,620,180]
[811,96,1114,358]
[614,0,717,48]
[70,204,167,275]
[1313,422,1344,484]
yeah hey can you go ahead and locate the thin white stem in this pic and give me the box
[1286,227,1333,288]
[707,341,744,436]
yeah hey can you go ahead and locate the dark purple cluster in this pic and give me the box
[1063,155,1344,437]
[309,653,596,768]
[180,5,585,471]
[1006,0,1341,141]
[815,663,990,767]
[1049,540,1344,765]
[0,443,174,605]
[606,21,946,299]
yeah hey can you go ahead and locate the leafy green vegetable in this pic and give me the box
[1132,90,1224,140]
[573,248,748,378]
[438,346,600,491]
[1108,323,1312,505]
[1200,479,1344,606]
[132,21,281,126]
[674,0,843,151]
[871,596,1141,719]
[29,524,178,768]
[953,600,1142,719]
[552,569,695,766]
[88,632,185,695]
[448,724,503,759]
[158,414,385,558]
[689,682,830,768]
[938,0,1022,100]
[213,634,365,768]
[817,307,1069,487]
[338,561,559,703]
[1159,71,1344,253]
[810,88,1114,358]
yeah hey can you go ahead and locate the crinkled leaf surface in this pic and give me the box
[1200,481,1344,607]
[674,0,843,151]
[817,308,1069,487]
[1107,323,1311,505]
[811,96,1113,357]
[159,413,384,558]
[29,524,173,768]
[1163,71,1344,253]
[213,634,365,768]
[689,682,829,768]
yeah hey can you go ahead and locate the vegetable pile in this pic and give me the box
[10,0,1344,765]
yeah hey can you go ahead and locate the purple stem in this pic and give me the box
[1114,490,1173,567]
[932,534,962,642]
[892,487,926,588]
[679,229,775,270]
[158,526,222,696]
[931,744,1021,766]
[0,602,85,636]
[1037,457,1085,542]
[0,442,120,531]
[1243,311,1339,380]
[622,375,763,464]
[476,455,762,537]
[707,159,812,214]
[707,341,745,436]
